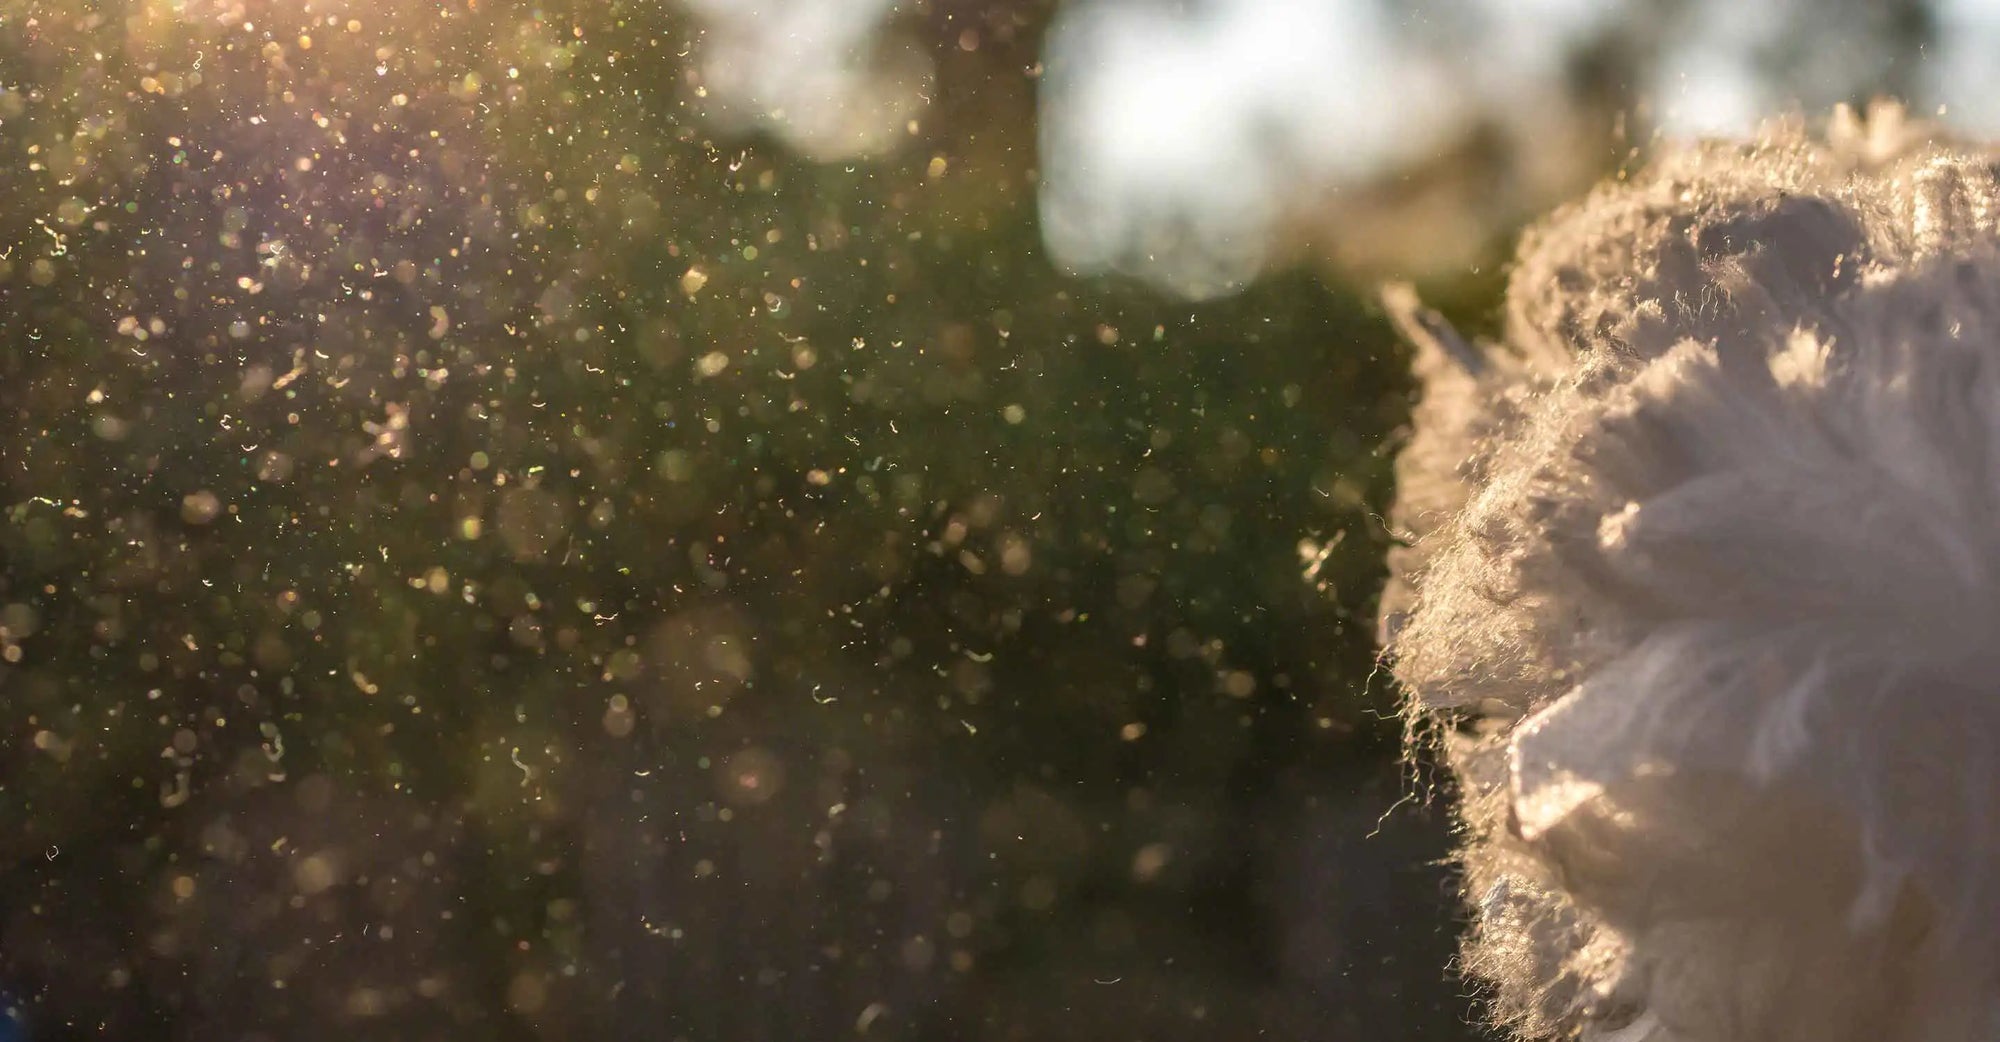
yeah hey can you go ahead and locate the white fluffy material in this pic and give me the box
[1384,105,2000,1042]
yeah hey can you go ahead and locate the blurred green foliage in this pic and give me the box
[0,2,1478,1039]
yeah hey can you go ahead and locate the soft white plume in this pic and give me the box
[1385,103,2000,1041]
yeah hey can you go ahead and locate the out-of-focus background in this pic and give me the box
[0,1,1982,1039]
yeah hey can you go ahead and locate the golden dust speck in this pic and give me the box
[293,853,337,895]
[998,536,1031,575]
[1132,843,1173,883]
[902,934,936,971]
[180,490,222,524]
[344,988,386,1018]
[603,694,635,738]
[718,747,783,806]
[505,972,546,1014]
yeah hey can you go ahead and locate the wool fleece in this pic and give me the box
[1383,105,2000,1042]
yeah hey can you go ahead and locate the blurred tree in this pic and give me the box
[0,1,1469,1040]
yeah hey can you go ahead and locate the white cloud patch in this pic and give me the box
[684,0,932,159]
[1038,0,1463,297]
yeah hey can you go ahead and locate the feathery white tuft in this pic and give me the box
[1385,103,2000,1042]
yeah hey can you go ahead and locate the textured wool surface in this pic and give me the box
[1383,104,2000,1042]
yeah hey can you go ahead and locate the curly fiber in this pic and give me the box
[1385,105,2000,1042]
